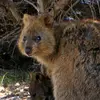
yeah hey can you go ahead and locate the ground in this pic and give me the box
[0,82,30,100]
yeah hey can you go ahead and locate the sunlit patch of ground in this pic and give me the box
[0,82,31,100]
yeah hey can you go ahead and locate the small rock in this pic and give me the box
[0,86,5,92]
[0,93,6,98]
[20,89,24,93]
[24,86,29,91]
[15,83,20,87]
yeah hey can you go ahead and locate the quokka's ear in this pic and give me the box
[39,14,54,28]
[44,15,54,28]
[23,14,35,24]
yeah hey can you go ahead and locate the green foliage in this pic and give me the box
[0,70,30,86]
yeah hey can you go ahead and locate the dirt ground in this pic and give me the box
[0,82,30,100]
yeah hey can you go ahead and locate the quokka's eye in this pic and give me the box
[23,36,27,42]
[35,36,41,42]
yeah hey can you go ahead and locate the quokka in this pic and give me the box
[18,14,100,100]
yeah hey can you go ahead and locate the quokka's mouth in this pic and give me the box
[26,52,32,57]
[25,47,32,56]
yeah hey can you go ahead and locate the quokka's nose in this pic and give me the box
[25,46,32,55]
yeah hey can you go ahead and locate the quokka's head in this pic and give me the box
[18,14,55,58]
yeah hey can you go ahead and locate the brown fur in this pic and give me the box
[18,14,100,100]
[29,72,53,100]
